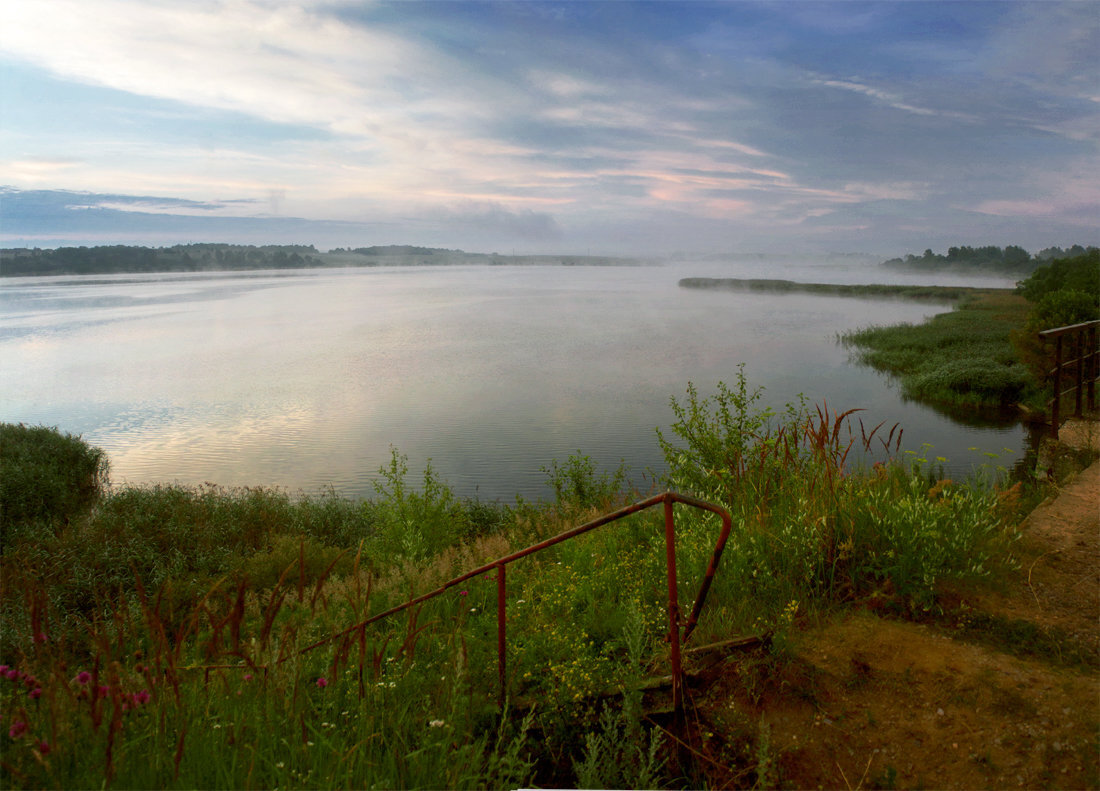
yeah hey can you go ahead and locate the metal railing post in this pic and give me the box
[1074,333,1085,417]
[288,489,735,727]
[496,563,507,706]
[1090,326,1098,411]
[1051,335,1063,438]
[662,495,684,730]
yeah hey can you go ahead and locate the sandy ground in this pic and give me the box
[687,446,1099,790]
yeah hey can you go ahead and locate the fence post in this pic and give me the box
[496,563,507,707]
[1074,332,1085,417]
[662,496,684,733]
[1050,335,1063,438]
[1090,326,1098,411]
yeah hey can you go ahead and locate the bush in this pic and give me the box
[907,357,1031,405]
[0,423,109,541]
[1029,289,1099,331]
[1016,249,1100,305]
[1011,252,1100,398]
[656,373,1017,621]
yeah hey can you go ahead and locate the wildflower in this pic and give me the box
[29,688,42,700]
[429,719,445,728]
[33,632,47,644]
[458,590,468,597]
[0,665,8,675]
[23,675,37,688]
[135,690,150,705]
[97,685,109,698]
[37,740,50,755]
[243,674,253,682]
[4,668,17,681]
[276,761,285,769]
[316,677,328,689]
[8,720,27,739]
[75,671,91,685]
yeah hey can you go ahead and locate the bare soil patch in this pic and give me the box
[688,455,1099,790]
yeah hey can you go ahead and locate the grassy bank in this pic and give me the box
[839,251,1099,417]
[0,400,1028,788]
[678,276,999,302]
[841,290,1038,411]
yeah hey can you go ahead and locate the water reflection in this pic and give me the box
[0,261,1030,501]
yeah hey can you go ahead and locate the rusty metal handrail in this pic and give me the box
[1039,319,1099,438]
[295,491,732,721]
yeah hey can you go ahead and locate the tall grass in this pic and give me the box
[1,423,109,547]
[841,292,1040,410]
[0,408,1022,788]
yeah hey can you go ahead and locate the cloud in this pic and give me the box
[432,203,563,242]
[1,2,1097,254]
[970,170,1100,226]
[809,74,969,120]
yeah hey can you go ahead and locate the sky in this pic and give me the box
[1,0,1098,256]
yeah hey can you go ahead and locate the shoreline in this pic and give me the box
[678,276,1009,301]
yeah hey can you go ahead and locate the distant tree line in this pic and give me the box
[328,245,466,256]
[882,244,1096,273]
[0,244,322,277]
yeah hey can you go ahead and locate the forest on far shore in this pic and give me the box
[882,243,1097,273]
[0,243,636,276]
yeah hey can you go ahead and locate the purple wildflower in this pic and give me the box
[8,720,27,739]
[316,677,328,688]
[29,688,42,700]
[75,671,91,685]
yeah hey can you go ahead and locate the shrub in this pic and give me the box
[1016,249,1100,305]
[1012,251,1100,398]
[0,424,109,543]
[656,372,1017,623]
[541,451,631,513]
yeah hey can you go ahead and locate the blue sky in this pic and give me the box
[1,0,1097,255]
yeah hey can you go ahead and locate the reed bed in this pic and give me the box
[0,388,1022,788]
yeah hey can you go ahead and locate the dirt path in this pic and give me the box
[693,453,1099,790]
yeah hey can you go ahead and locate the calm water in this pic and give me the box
[1,259,1029,501]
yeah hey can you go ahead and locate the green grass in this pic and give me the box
[0,423,109,546]
[678,277,998,301]
[0,410,1026,789]
[841,292,1041,411]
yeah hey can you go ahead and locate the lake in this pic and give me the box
[0,258,1031,502]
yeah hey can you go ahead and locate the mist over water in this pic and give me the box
[1,258,1028,501]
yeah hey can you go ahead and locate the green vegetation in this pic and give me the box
[0,244,323,277]
[843,249,1098,415]
[842,291,1037,411]
[882,243,1097,274]
[0,424,109,546]
[678,277,993,301]
[0,389,1026,788]
[1016,249,1099,329]
[0,244,642,277]
[1008,249,1100,408]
